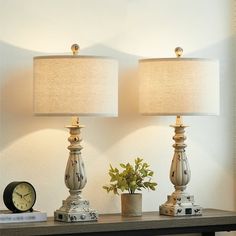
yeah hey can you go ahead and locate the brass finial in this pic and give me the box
[175,47,183,57]
[71,44,80,55]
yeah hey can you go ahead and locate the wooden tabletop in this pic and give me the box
[1,208,236,236]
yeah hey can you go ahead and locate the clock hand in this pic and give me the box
[23,192,31,197]
[23,193,32,203]
[23,197,31,203]
[15,191,23,198]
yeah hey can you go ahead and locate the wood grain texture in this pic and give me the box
[1,209,236,236]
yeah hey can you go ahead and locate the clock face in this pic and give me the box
[12,182,36,212]
[3,181,36,213]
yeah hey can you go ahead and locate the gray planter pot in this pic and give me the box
[121,193,142,217]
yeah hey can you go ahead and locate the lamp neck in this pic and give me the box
[71,116,80,126]
[176,115,183,126]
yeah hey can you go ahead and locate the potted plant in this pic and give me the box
[103,157,157,216]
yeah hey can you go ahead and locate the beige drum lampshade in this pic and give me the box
[34,55,118,116]
[139,58,219,116]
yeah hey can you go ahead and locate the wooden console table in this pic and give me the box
[1,209,236,236]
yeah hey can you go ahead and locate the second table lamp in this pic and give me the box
[138,47,219,216]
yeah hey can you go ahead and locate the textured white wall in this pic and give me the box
[0,0,235,235]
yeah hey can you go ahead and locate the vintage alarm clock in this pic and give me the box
[3,181,36,213]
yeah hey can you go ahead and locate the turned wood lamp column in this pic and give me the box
[58,117,98,222]
[138,47,219,216]
[170,115,190,193]
[165,115,199,216]
[33,44,118,222]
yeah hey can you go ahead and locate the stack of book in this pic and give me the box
[0,210,47,223]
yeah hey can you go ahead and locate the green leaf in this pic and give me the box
[148,171,154,177]
[109,164,114,171]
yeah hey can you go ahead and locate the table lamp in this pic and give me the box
[33,44,118,222]
[138,47,219,216]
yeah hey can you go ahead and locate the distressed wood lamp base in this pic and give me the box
[54,190,98,222]
[54,209,98,223]
[54,199,98,222]
[159,191,202,216]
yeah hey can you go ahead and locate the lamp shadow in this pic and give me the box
[1,37,235,158]
[0,41,163,154]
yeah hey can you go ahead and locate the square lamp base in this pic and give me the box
[159,191,202,216]
[54,199,98,222]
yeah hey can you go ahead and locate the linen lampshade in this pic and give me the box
[34,56,118,116]
[139,58,219,116]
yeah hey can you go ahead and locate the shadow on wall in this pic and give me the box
[0,37,235,155]
[0,41,162,153]
[186,35,235,165]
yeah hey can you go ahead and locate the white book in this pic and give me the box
[0,210,47,223]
